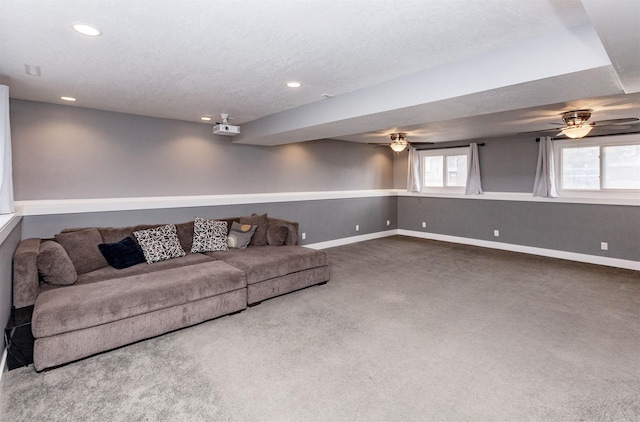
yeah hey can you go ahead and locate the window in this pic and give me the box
[554,134,640,198]
[420,147,469,192]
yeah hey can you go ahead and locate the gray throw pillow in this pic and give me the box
[227,221,257,249]
[133,224,186,264]
[191,218,228,253]
[55,227,108,275]
[239,213,268,246]
[37,241,78,285]
[267,225,288,246]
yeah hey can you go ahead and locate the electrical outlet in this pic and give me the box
[355,225,360,232]
[422,222,426,228]
[601,242,608,251]
[494,230,500,237]
[386,220,390,227]
[301,232,306,240]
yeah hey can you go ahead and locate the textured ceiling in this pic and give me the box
[1,0,639,146]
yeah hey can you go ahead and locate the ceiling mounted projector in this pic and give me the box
[213,113,240,136]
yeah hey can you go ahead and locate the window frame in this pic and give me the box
[419,146,470,193]
[553,133,640,200]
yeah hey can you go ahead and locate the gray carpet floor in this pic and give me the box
[1,236,639,421]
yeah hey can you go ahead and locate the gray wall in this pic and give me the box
[1,221,22,349]
[393,136,639,262]
[10,99,393,200]
[399,197,640,261]
[22,197,398,245]
[6,99,397,321]
[393,136,539,192]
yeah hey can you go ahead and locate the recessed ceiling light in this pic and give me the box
[286,81,302,88]
[200,116,212,121]
[60,96,76,102]
[72,23,102,36]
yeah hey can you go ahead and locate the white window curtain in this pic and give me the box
[407,146,421,192]
[532,136,558,198]
[465,142,483,195]
[0,85,14,214]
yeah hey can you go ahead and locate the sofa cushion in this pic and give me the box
[134,224,186,264]
[267,217,299,246]
[55,228,108,275]
[32,260,247,338]
[175,221,195,253]
[267,225,288,246]
[191,218,228,253]
[75,253,215,285]
[98,226,135,244]
[227,222,256,249]
[207,246,328,285]
[239,213,268,246]
[37,241,78,285]
[98,237,146,269]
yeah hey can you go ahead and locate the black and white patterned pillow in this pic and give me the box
[133,224,186,264]
[191,218,228,253]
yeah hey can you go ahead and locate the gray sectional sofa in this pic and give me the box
[12,215,330,371]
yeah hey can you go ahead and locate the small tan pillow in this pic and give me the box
[37,241,78,285]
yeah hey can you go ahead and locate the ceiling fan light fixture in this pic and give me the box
[561,125,593,139]
[389,133,408,152]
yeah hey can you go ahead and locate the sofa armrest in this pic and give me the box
[13,238,42,308]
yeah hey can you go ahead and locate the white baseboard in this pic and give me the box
[0,347,7,381]
[308,229,639,271]
[305,230,396,250]
[398,230,639,271]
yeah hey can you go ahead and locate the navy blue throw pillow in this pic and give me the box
[98,237,146,269]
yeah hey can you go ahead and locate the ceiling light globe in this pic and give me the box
[561,125,593,139]
[390,140,408,152]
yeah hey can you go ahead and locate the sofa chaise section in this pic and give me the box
[32,260,247,371]
[207,245,330,305]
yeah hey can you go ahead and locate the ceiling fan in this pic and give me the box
[369,133,434,152]
[520,109,639,139]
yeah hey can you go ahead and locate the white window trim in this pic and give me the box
[419,147,470,194]
[553,133,640,200]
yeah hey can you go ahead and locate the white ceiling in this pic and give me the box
[1,0,639,146]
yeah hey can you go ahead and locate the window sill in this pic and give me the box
[0,213,21,244]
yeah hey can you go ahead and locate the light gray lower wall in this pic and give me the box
[22,197,398,245]
[10,99,393,200]
[1,220,22,348]
[399,196,640,261]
